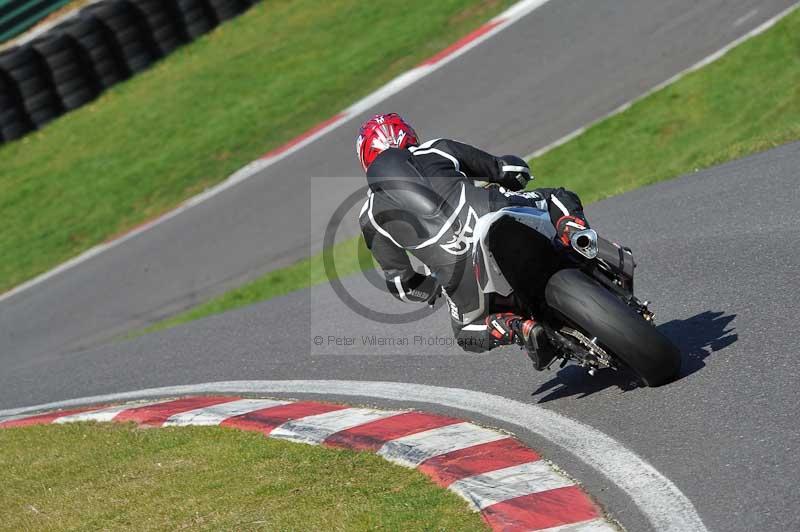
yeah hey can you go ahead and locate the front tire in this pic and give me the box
[545,269,681,386]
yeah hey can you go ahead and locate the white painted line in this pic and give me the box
[377,422,507,468]
[0,0,553,304]
[0,380,709,532]
[52,401,166,424]
[449,461,572,510]
[536,519,619,532]
[163,398,288,426]
[270,407,401,445]
[524,2,800,160]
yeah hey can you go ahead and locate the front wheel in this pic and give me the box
[544,269,681,386]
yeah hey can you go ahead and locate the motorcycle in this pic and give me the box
[471,206,681,386]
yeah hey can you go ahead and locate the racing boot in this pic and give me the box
[485,313,557,370]
[512,318,557,371]
[484,313,519,345]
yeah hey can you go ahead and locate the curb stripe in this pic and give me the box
[419,437,541,487]
[163,398,289,426]
[483,485,603,531]
[451,461,573,510]
[377,422,508,468]
[0,408,95,428]
[0,395,611,531]
[270,407,402,445]
[535,519,618,532]
[53,401,167,424]
[324,411,462,451]
[113,396,238,426]
[220,401,346,434]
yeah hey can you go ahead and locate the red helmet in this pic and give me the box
[356,113,419,172]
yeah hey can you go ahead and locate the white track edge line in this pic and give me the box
[0,380,708,532]
[0,0,551,304]
[523,1,800,160]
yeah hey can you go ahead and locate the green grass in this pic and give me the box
[141,7,800,333]
[0,0,517,293]
[0,422,487,531]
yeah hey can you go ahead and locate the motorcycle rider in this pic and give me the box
[356,113,590,369]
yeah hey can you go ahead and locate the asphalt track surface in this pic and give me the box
[1,0,796,361]
[3,142,800,531]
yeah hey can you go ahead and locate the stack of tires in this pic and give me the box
[0,0,258,147]
[55,15,129,90]
[130,0,188,56]
[0,65,32,141]
[0,45,63,128]
[175,0,218,39]
[82,0,159,74]
[32,33,100,112]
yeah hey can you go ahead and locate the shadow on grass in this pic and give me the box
[530,310,737,403]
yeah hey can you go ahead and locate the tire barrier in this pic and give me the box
[0,64,33,141]
[32,33,100,111]
[54,15,130,90]
[0,45,63,128]
[0,0,258,146]
[130,0,188,57]
[82,1,160,75]
[174,0,219,40]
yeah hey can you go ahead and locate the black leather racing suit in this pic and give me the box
[359,139,587,353]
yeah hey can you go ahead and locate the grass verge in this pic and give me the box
[0,422,487,531]
[142,6,800,333]
[0,0,516,293]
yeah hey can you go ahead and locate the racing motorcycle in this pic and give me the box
[471,207,681,387]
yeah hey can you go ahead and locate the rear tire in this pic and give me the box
[545,268,681,386]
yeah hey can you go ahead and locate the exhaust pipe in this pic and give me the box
[570,229,598,259]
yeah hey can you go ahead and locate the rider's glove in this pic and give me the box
[497,155,532,191]
[555,215,589,247]
[389,273,441,305]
